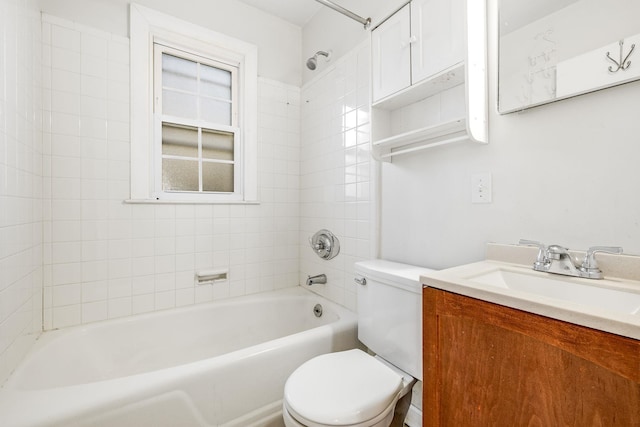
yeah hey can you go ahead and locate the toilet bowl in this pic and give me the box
[283,259,432,427]
[282,349,415,427]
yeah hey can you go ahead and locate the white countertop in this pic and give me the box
[420,245,640,341]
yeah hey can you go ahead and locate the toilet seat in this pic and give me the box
[283,396,397,427]
[283,349,404,426]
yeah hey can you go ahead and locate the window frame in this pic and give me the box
[130,3,258,203]
[153,43,241,200]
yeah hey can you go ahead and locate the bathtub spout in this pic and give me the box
[306,274,327,286]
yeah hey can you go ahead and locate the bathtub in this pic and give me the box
[0,287,358,427]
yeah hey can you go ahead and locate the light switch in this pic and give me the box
[471,173,492,204]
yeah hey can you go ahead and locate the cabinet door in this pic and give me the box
[371,4,411,102]
[423,288,640,427]
[411,0,465,83]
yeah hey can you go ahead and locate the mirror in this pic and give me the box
[498,0,640,113]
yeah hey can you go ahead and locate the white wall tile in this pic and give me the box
[108,297,131,319]
[52,304,81,329]
[51,47,81,73]
[51,24,80,51]
[81,301,108,323]
[0,0,43,382]
[52,283,81,306]
[51,69,80,94]
[132,294,154,314]
[38,17,302,333]
[300,42,372,312]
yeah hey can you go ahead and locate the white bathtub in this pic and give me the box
[0,287,358,427]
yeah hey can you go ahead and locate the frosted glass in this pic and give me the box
[202,129,234,161]
[163,158,199,191]
[163,89,197,119]
[202,162,234,192]
[200,98,231,125]
[162,124,198,157]
[162,53,197,92]
[200,64,232,99]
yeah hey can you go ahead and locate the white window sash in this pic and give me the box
[152,117,243,201]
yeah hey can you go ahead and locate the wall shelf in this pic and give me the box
[372,63,465,111]
[374,118,467,158]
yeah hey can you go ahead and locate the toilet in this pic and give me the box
[283,260,432,427]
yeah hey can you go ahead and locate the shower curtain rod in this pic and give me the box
[313,0,371,29]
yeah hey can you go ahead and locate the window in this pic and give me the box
[130,4,258,203]
[155,45,239,197]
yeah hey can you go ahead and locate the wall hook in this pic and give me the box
[606,39,635,72]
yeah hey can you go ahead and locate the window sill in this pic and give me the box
[124,199,260,205]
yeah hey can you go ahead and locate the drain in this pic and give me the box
[313,304,323,317]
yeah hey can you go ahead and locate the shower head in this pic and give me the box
[306,50,331,70]
[306,56,318,70]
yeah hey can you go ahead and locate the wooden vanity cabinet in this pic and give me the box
[422,287,640,426]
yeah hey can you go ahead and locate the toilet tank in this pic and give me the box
[354,260,433,381]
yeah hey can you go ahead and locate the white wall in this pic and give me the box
[38,0,302,86]
[380,0,640,269]
[305,0,640,271]
[299,42,373,311]
[0,0,43,383]
[41,15,300,329]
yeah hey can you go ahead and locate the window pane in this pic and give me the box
[202,129,234,161]
[200,64,232,99]
[200,98,231,125]
[162,123,198,157]
[162,53,197,92]
[202,162,234,192]
[163,89,198,119]
[163,158,199,191]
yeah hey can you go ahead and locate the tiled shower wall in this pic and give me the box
[0,0,43,382]
[42,15,300,330]
[300,42,374,312]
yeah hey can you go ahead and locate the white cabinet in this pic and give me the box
[370,0,487,161]
[410,0,464,83]
[371,4,411,101]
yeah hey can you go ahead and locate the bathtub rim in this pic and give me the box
[3,285,356,391]
[0,286,358,427]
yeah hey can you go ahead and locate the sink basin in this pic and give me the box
[467,269,640,316]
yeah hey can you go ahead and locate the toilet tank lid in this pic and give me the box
[354,260,435,294]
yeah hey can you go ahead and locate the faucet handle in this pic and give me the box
[519,239,549,268]
[579,246,623,278]
[546,244,571,260]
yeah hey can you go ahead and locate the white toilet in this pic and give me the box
[283,260,431,427]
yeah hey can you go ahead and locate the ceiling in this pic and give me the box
[235,0,322,27]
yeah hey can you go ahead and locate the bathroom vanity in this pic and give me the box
[421,244,640,426]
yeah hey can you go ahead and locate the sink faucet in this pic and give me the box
[545,244,581,276]
[306,274,327,286]
[519,240,622,279]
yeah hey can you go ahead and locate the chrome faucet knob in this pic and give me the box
[579,246,623,279]
[519,239,549,269]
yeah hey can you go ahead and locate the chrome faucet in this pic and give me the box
[306,274,327,286]
[545,244,581,276]
[519,239,622,280]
